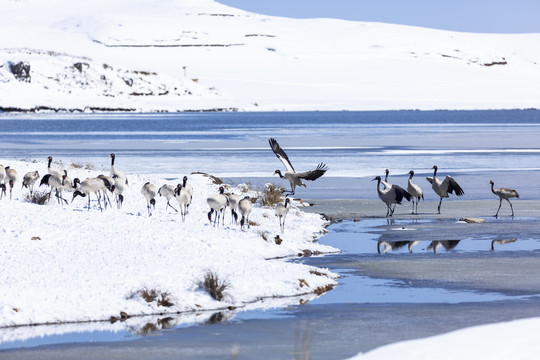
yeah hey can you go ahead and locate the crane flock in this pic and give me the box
[0,138,522,233]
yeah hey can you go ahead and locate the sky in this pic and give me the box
[217,0,540,34]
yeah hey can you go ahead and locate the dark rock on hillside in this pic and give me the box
[9,61,31,82]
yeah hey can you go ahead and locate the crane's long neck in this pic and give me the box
[375,178,383,195]
[111,156,115,166]
[433,167,438,178]
[48,158,52,169]
[183,178,187,187]
[409,173,413,180]
[490,183,496,195]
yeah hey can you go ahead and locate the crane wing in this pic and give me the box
[296,163,328,181]
[425,177,434,184]
[269,138,295,173]
[394,185,412,202]
[443,176,464,196]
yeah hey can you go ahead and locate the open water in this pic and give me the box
[2,110,540,358]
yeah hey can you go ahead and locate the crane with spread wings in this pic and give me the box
[268,138,328,196]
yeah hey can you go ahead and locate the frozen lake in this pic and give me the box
[2,110,540,358]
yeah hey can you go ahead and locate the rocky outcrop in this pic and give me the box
[9,61,31,82]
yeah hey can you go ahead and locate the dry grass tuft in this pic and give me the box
[299,279,309,288]
[314,284,335,296]
[248,220,259,227]
[137,288,174,307]
[258,231,268,242]
[203,271,229,301]
[25,191,49,205]
[258,183,285,207]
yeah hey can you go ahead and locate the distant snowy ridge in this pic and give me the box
[1,0,540,112]
[0,48,224,112]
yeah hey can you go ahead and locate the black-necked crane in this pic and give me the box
[110,153,128,186]
[373,175,412,217]
[489,180,519,217]
[269,138,328,196]
[97,175,115,208]
[47,156,63,177]
[174,184,191,222]
[0,165,5,199]
[158,184,178,212]
[111,174,126,209]
[228,193,240,224]
[275,197,291,233]
[426,165,464,214]
[73,177,112,211]
[4,166,18,200]
[207,186,229,226]
[238,196,253,230]
[407,170,424,215]
[40,172,69,204]
[22,170,40,195]
[141,182,158,216]
[182,176,193,213]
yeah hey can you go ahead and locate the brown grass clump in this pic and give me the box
[137,288,174,307]
[248,220,259,227]
[314,284,335,296]
[203,271,229,301]
[25,190,49,205]
[258,231,268,242]
[259,183,285,207]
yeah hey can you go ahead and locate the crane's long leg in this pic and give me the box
[507,199,514,217]
[437,197,443,214]
[166,200,178,212]
[495,198,502,217]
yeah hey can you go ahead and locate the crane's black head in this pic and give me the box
[183,175,188,181]
[47,156,52,162]
[432,165,438,170]
[273,170,282,177]
[385,169,389,175]
[110,153,115,158]
[150,199,156,207]
[285,197,290,204]
[489,180,494,185]
[74,178,81,186]
[372,176,381,181]
[218,186,225,194]
[409,170,414,176]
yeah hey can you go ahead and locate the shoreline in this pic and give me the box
[301,198,540,220]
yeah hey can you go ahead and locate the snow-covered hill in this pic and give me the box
[1,0,540,112]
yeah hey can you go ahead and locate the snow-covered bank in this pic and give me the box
[1,0,540,112]
[349,317,540,360]
[0,158,338,329]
